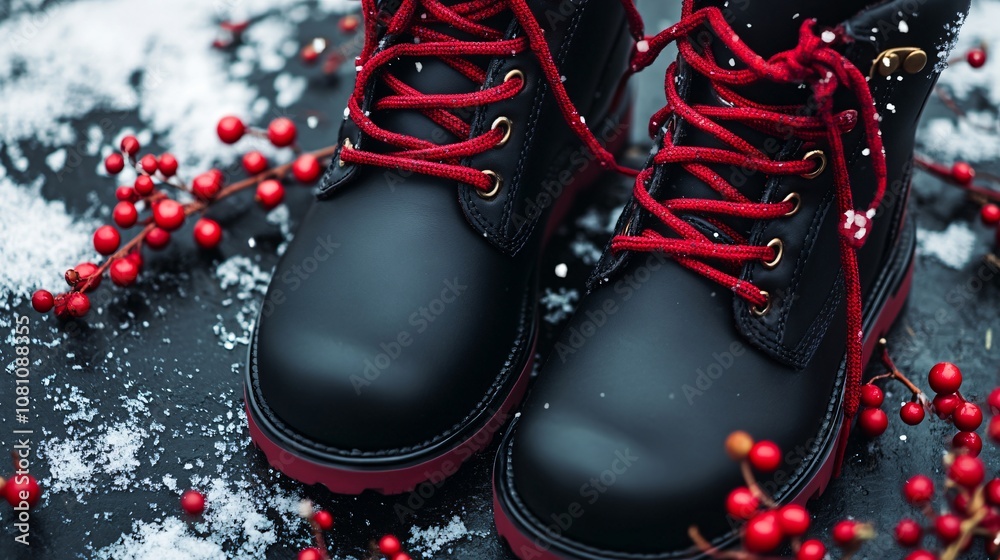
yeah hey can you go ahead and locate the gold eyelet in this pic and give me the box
[491,116,513,147]
[751,290,771,317]
[504,69,525,92]
[338,137,354,168]
[782,192,801,217]
[763,238,784,270]
[479,170,502,199]
[801,150,827,179]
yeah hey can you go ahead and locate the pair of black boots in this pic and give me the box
[244,0,970,557]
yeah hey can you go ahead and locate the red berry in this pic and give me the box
[301,44,319,64]
[861,384,884,408]
[725,487,759,520]
[967,48,987,68]
[895,518,923,547]
[777,504,810,536]
[93,225,121,255]
[158,153,178,177]
[953,402,983,432]
[125,252,143,269]
[988,415,1000,444]
[193,218,223,249]
[3,474,41,507]
[935,513,962,543]
[379,534,402,555]
[105,153,125,174]
[242,151,268,175]
[987,387,1000,414]
[66,292,91,318]
[145,227,171,250]
[267,117,297,147]
[297,549,323,560]
[135,175,155,196]
[951,162,975,186]
[153,199,186,231]
[928,362,962,394]
[140,154,158,175]
[313,510,334,530]
[120,135,140,156]
[292,153,322,183]
[904,475,935,504]
[74,262,102,291]
[110,258,139,287]
[217,116,246,144]
[339,14,359,33]
[953,431,982,457]
[31,290,55,313]
[832,520,858,546]
[858,408,888,437]
[116,185,138,202]
[113,202,138,228]
[744,511,784,554]
[900,402,925,425]
[180,489,205,515]
[393,554,412,560]
[904,551,936,560]
[797,539,826,560]
[748,441,782,472]
[982,204,1000,225]
[256,179,285,210]
[933,393,961,418]
[192,172,222,199]
[986,479,1000,505]
[949,454,985,488]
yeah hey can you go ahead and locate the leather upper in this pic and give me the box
[503,0,970,554]
[250,0,633,455]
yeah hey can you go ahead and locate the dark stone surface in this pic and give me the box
[1,2,998,558]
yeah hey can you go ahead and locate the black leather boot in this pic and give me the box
[244,0,635,495]
[494,0,970,557]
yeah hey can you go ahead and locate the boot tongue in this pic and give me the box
[660,0,868,237]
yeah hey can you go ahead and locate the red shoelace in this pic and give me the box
[339,0,637,192]
[611,0,888,420]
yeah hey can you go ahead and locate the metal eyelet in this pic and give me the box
[801,150,827,179]
[504,69,525,92]
[782,192,801,217]
[337,138,354,168]
[763,238,784,270]
[751,290,771,317]
[491,117,513,147]
[478,170,502,199]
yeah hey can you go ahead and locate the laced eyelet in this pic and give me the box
[504,69,525,92]
[800,150,826,179]
[782,192,801,217]
[479,170,502,199]
[751,290,771,317]
[491,117,513,147]
[763,238,784,270]
[337,138,354,168]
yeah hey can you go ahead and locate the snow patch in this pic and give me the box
[916,222,977,270]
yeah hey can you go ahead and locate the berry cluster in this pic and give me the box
[856,343,992,462]
[30,117,340,319]
[894,448,1000,559]
[689,431,866,560]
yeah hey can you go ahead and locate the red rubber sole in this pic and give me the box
[247,335,536,495]
[493,256,916,560]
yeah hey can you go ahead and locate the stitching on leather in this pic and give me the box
[249,286,535,458]
[461,1,586,254]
